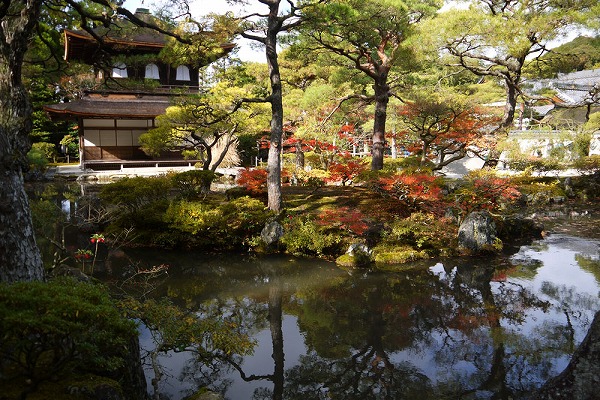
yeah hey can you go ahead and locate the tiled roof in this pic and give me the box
[44,94,171,118]
[556,68,600,84]
[64,9,234,63]
[525,68,600,106]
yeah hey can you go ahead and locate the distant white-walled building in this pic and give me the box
[524,68,600,121]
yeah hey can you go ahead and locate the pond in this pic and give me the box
[28,181,600,399]
[105,233,600,400]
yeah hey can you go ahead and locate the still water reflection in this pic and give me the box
[111,234,600,400]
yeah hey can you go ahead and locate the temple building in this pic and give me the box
[44,8,234,170]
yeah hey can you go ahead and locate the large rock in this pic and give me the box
[458,211,501,254]
[497,215,544,244]
[336,243,372,268]
[261,221,284,246]
[51,264,91,282]
[67,379,124,400]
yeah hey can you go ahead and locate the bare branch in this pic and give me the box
[321,93,374,124]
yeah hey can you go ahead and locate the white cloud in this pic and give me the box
[439,0,470,13]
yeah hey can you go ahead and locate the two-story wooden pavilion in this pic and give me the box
[44,8,234,170]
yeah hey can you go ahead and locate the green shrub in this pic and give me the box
[373,245,429,265]
[32,142,58,163]
[354,168,392,185]
[60,131,79,159]
[281,215,342,257]
[574,155,600,175]
[291,168,328,189]
[100,175,173,211]
[105,199,172,245]
[171,169,218,198]
[237,132,262,166]
[572,131,592,159]
[381,157,407,173]
[27,143,51,173]
[0,278,137,396]
[303,151,330,170]
[508,157,563,174]
[165,197,271,249]
[381,155,430,174]
[378,213,458,257]
[512,179,564,205]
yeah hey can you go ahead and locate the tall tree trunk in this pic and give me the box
[421,139,432,167]
[483,79,519,168]
[295,141,304,170]
[0,1,45,282]
[371,76,389,171]
[500,82,518,130]
[264,1,284,213]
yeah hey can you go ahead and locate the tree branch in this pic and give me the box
[321,93,374,124]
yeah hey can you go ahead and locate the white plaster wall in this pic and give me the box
[590,133,600,156]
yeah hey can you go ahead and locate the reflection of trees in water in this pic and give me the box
[173,261,297,400]
[539,281,600,354]
[286,269,440,399]
[145,253,598,399]
[285,353,432,399]
[433,264,553,398]
[166,256,592,399]
[576,253,600,285]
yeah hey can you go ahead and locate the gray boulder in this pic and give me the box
[261,221,284,246]
[51,264,91,282]
[336,243,372,268]
[458,211,501,253]
[67,381,124,400]
[184,390,224,400]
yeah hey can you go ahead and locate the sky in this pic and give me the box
[123,0,267,62]
[123,0,587,63]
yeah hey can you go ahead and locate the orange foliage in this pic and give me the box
[236,168,268,194]
[376,173,443,208]
[326,157,368,186]
[316,207,369,236]
[396,100,500,168]
[454,174,521,216]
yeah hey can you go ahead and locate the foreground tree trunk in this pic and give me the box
[500,82,518,130]
[264,0,284,213]
[371,76,390,171]
[0,1,45,282]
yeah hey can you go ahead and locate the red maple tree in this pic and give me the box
[396,95,500,171]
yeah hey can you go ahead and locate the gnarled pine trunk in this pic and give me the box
[265,0,284,213]
[371,76,390,171]
[0,1,45,282]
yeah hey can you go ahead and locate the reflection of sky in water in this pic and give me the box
[138,234,600,399]
[61,199,71,220]
[510,234,600,341]
[220,316,307,399]
[141,316,308,399]
[508,234,600,377]
[513,235,599,290]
